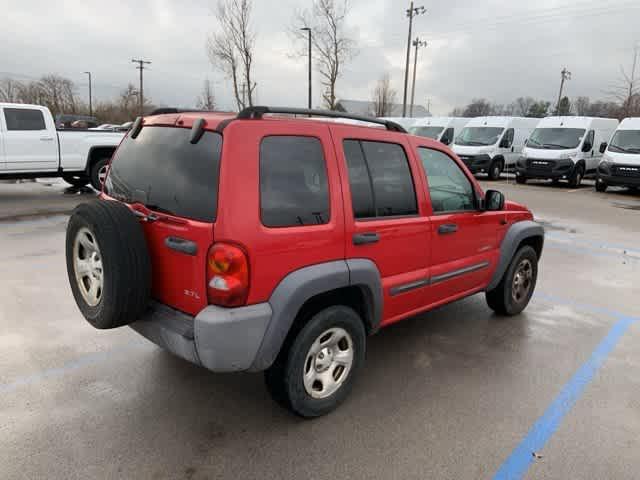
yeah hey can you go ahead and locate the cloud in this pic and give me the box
[1,0,638,115]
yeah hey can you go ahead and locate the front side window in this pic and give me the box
[418,148,476,213]
[4,108,46,131]
[527,128,586,149]
[260,136,330,227]
[409,126,443,139]
[455,127,504,146]
[608,130,640,153]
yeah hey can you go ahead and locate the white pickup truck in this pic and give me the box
[0,103,124,189]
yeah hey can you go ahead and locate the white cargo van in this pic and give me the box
[595,118,640,192]
[517,116,619,187]
[379,117,417,130]
[452,117,539,180]
[409,117,470,145]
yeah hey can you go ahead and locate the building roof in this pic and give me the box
[336,99,430,118]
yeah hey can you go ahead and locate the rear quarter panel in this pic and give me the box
[58,130,124,170]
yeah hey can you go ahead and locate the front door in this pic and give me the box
[499,128,517,167]
[332,126,431,327]
[415,146,504,302]
[1,107,58,172]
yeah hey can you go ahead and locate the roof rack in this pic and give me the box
[236,106,408,133]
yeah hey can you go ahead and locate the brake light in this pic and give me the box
[207,243,249,307]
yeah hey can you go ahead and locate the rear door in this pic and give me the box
[2,106,58,171]
[103,125,221,315]
[332,125,431,326]
[415,145,504,301]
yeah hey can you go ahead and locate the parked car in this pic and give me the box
[409,117,470,145]
[56,114,99,129]
[65,106,544,417]
[596,117,640,192]
[0,103,124,189]
[453,117,539,180]
[517,116,619,187]
[90,124,120,131]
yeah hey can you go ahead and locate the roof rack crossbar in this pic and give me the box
[237,106,407,133]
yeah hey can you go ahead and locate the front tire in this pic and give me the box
[595,178,608,192]
[488,159,503,181]
[486,245,538,316]
[568,164,584,188]
[265,306,366,418]
[515,175,527,185]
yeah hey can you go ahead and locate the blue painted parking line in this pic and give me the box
[493,296,638,480]
[0,340,144,395]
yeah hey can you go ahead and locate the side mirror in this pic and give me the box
[441,137,451,145]
[582,141,593,153]
[523,139,528,146]
[599,142,607,154]
[484,190,505,211]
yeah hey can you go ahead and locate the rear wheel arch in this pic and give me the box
[85,146,116,175]
[250,260,382,371]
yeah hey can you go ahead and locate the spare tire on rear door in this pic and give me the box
[65,200,151,329]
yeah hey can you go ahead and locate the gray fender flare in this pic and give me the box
[249,259,383,371]
[487,220,544,291]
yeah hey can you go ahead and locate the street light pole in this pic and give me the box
[83,71,92,117]
[555,67,571,115]
[410,38,427,117]
[301,27,312,109]
[402,2,426,117]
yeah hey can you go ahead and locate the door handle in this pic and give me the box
[511,146,515,152]
[353,232,379,245]
[165,236,197,256]
[40,137,54,141]
[438,224,458,235]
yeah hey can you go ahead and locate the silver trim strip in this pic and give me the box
[431,261,490,285]
[389,278,430,296]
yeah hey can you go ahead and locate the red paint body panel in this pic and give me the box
[102,113,535,326]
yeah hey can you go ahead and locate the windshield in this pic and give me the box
[454,127,504,146]
[527,128,585,150]
[409,126,444,139]
[608,130,640,153]
[104,126,222,222]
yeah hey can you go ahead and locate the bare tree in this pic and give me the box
[573,96,590,116]
[207,0,256,111]
[0,78,22,102]
[370,73,397,117]
[197,79,216,110]
[291,0,356,110]
[511,97,535,116]
[608,46,640,117]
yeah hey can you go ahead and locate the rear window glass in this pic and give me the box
[4,108,46,131]
[104,126,222,222]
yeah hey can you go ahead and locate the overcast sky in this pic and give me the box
[1,0,638,115]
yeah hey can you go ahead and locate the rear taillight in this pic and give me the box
[206,243,249,307]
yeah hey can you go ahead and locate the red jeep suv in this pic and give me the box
[66,107,543,417]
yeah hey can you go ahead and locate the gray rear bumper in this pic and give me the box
[130,301,272,372]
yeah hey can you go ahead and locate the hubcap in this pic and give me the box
[73,227,103,307]
[512,259,533,304]
[303,327,354,399]
[98,165,108,185]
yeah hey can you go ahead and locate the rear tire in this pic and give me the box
[90,158,110,191]
[486,246,538,316]
[62,173,89,188]
[265,306,366,418]
[66,200,151,329]
[488,159,503,181]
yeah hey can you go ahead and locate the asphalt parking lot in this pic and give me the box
[1,178,639,479]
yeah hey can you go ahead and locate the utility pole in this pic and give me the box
[131,58,151,116]
[402,2,426,117]
[83,71,92,117]
[410,38,427,117]
[555,67,571,115]
[301,27,312,109]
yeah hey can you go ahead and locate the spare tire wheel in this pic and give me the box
[66,200,151,329]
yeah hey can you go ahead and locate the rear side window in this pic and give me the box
[104,126,222,222]
[4,108,46,131]
[343,140,417,219]
[260,136,330,227]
